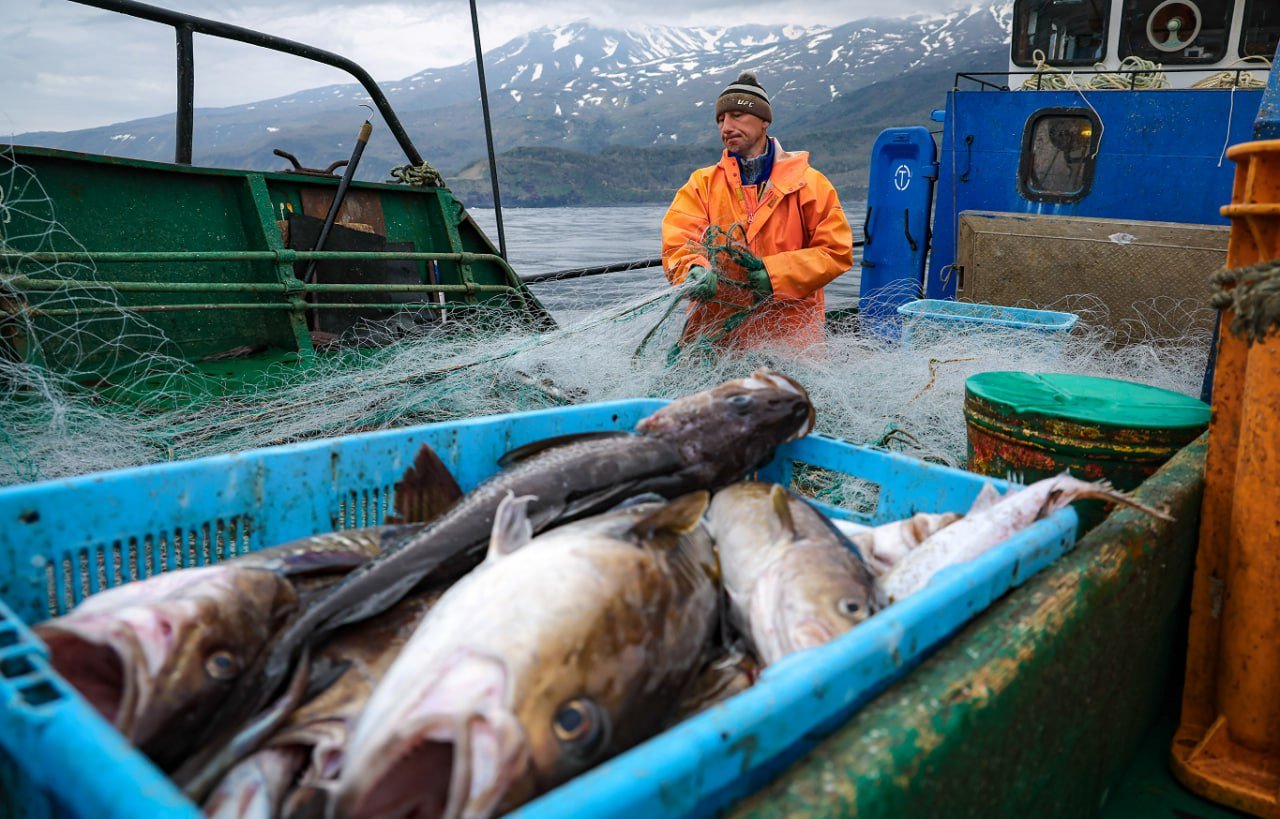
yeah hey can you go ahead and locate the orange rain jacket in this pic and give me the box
[661,138,853,350]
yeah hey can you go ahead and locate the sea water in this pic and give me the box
[470,205,866,321]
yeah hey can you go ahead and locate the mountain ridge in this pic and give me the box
[14,3,1013,206]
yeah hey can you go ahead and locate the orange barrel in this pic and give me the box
[963,372,1209,533]
[1171,139,1280,816]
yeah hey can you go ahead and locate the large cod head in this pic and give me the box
[636,368,816,488]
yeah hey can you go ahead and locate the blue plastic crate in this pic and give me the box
[898,298,1079,348]
[0,400,1078,819]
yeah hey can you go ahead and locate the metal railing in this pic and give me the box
[956,65,1271,92]
[0,249,519,316]
[68,0,424,168]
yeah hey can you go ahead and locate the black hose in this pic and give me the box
[303,120,373,286]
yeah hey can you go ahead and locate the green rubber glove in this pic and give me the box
[685,265,718,300]
[745,263,772,298]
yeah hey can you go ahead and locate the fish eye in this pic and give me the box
[837,597,862,618]
[552,698,608,759]
[727,394,753,413]
[204,650,240,681]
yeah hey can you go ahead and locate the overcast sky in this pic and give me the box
[2,0,967,134]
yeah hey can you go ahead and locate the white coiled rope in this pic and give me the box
[1020,51,1168,91]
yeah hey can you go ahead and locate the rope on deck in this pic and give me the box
[1210,258,1280,344]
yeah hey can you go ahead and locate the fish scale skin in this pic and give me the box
[337,503,718,819]
[177,371,815,799]
[876,474,1163,603]
[710,483,877,665]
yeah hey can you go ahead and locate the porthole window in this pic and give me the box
[1240,0,1280,59]
[1019,109,1102,204]
[1120,0,1234,63]
[1012,0,1110,67]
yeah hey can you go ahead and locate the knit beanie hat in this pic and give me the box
[716,71,773,122]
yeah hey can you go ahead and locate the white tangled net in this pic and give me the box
[0,149,1213,486]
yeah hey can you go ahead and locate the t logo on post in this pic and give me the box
[894,164,912,191]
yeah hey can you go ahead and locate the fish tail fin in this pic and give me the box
[632,491,710,539]
[1078,481,1175,522]
[387,444,465,525]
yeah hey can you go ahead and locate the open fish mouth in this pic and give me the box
[37,619,149,739]
[350,716,521,819]
[339,654,529,819]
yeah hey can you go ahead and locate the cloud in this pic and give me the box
[1,0,974,134]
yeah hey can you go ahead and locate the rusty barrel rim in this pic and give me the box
[964,372,1211,462]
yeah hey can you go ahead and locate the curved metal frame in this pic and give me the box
[68,0,424,168]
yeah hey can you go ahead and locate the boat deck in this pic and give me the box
[1102,709,1247,819]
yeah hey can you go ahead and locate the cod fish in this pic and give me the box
[877,472,1174,605]
[832,512,963,576]
[34,530,417,770]
[179,369,815,798]
[664,644,761,728]
[34,563,299,770]
[333,491,719,819]
[203,591,442,819]
[830,486,1004,577]
[708,482,879,665]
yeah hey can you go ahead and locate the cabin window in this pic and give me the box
[1120,0,1234,63]
[1241,0,1280,59]
[1019,109,1101,203]
[1012,0,1110,67]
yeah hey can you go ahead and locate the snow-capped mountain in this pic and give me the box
[17,2,1012,192]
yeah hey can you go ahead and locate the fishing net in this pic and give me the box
[0,153,1215,488]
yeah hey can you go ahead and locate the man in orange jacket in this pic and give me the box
[661,71,853,351]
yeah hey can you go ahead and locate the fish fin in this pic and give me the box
[305,657,352,702]
[386,444,465,524]
[496,431,635,468]
[1071,480,1176,523]
[235,525,425,578]
[768,484,797,542]
[797,497,874,567]
[612,492,667,510]
[967,482,1003,515]
[630,491,710,540]
[176,645,315,803]
[488,492,537,560]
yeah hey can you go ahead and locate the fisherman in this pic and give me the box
[661,71,854,351]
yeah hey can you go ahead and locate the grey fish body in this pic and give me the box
[232,525,424,577]
[181,368,815,798]
[709,482,878,665]
[665,645,761,727]
[34,565,298,770]
[334,492,719,819]
[203,591,441,819]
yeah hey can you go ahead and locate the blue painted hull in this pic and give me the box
[926,88,1262,299]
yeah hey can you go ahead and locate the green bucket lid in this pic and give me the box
[965,372,1210,431]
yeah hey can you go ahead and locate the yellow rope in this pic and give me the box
[1089,56,1168,90]
[1021,52,1271,92]
[1020,51,1168,91]
[1191,56,1271,89]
